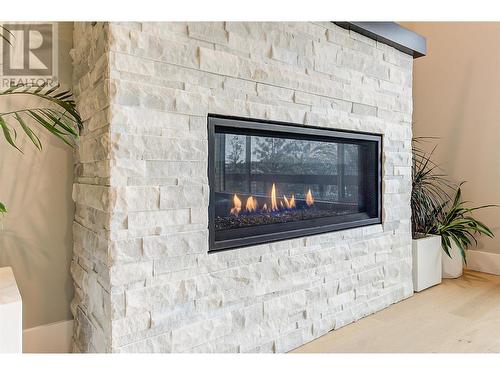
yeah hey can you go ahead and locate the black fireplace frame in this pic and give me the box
[207,114,383,253]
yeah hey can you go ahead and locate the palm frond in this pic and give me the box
[0,84,82,152]
[0,25,13,46]
[0,83,83,214]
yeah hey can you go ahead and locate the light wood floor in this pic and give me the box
[293,270,500,353]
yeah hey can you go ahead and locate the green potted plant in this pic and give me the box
[429,184,495,278]
[411,138,453,291]
[0,26,82,215]
[0,83,82,214]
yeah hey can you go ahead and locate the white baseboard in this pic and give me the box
[23,319,73,353]
[467,251,500,276]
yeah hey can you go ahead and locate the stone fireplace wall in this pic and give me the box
[71,22,414,353]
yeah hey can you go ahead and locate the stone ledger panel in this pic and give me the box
[71,22,414,353]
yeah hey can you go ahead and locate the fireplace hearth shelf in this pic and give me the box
[208,115,382,252]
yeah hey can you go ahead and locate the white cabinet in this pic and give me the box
[0,267,22,353]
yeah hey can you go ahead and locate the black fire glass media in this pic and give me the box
[208,115,382,252]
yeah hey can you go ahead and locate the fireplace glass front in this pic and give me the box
[208,116,382,252]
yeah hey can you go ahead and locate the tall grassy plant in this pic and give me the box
[411,138,454,238]
[430,184,495,263]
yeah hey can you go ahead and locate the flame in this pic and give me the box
[230,194,242,215]
[283,194,296,209]
[306,189,314,206]
[283,196,289,208]
[246,196,258,212]
[271,183,278,211]
[229,185,305,216]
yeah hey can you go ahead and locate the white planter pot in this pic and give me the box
[412,235,442,292]
[442,242,464,279]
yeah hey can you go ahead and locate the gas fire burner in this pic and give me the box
[208,115,382,252]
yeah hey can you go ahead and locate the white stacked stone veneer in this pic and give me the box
[70,22,414,352]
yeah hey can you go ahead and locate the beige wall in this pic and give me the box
[402,22,500,254]
[0,22,74,329]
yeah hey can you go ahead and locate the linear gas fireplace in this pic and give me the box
[208,115,382,252]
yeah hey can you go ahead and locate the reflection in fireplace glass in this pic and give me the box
[209,116,381,251]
